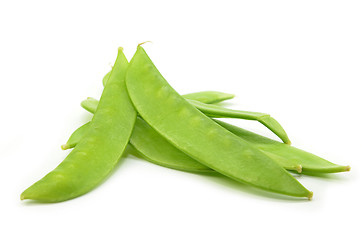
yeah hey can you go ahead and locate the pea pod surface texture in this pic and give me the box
[125,45,312,199]
[21,48,136,202]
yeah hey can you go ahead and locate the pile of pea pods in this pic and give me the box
[21,45,350,202]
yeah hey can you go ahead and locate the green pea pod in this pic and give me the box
[215,120,350,173]
[81,97,99,113]
[125,45,312,199]
[64,116,349,174]
[21,48,136,202]
[188,99,290,144]
[61,122,91,151]
[102,70,112,86]
[182,91,234,104]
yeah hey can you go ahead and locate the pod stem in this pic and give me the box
[138,41,152,47]
[61,144,70,150]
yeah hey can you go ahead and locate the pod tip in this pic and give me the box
[345,165,351,171]
[229,94,236,99]
[20,193,25,201]
[118,47,124,52]
[61,144,70,150]
[307,191,313,200]
[296,165,303,173]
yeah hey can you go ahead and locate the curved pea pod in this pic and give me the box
[188,99,290,144]
[64,119,350,175]
[182,91,235,104]
[65,112,349,174]
[21,48,136,202]
[81,97,98,113]
[125,45,312,199]
[102,70,112,86]
[215,120,350,173]
[61,122,91,150]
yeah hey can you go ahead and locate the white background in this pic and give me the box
[1,1,361,239]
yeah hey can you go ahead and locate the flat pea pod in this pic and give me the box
[62,121,91,151]
[102,70,112,86]
[64,116,349,175]
[65,112,349,174]
[125,45,312,199]
[188,99,290,144]
[81,97,99,114]
[181,91,234,104]
[215,120,350,173]
[21,48,136,202]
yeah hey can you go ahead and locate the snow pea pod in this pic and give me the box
[125,45,312,199]
[64,115,348,174]
[188,99,290,144]
[81,97,99,113]
[215,120,350,173]
[182,91,234,104]
[61,122,91,151]
[102,70,112,86]
[21,48,136,202]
